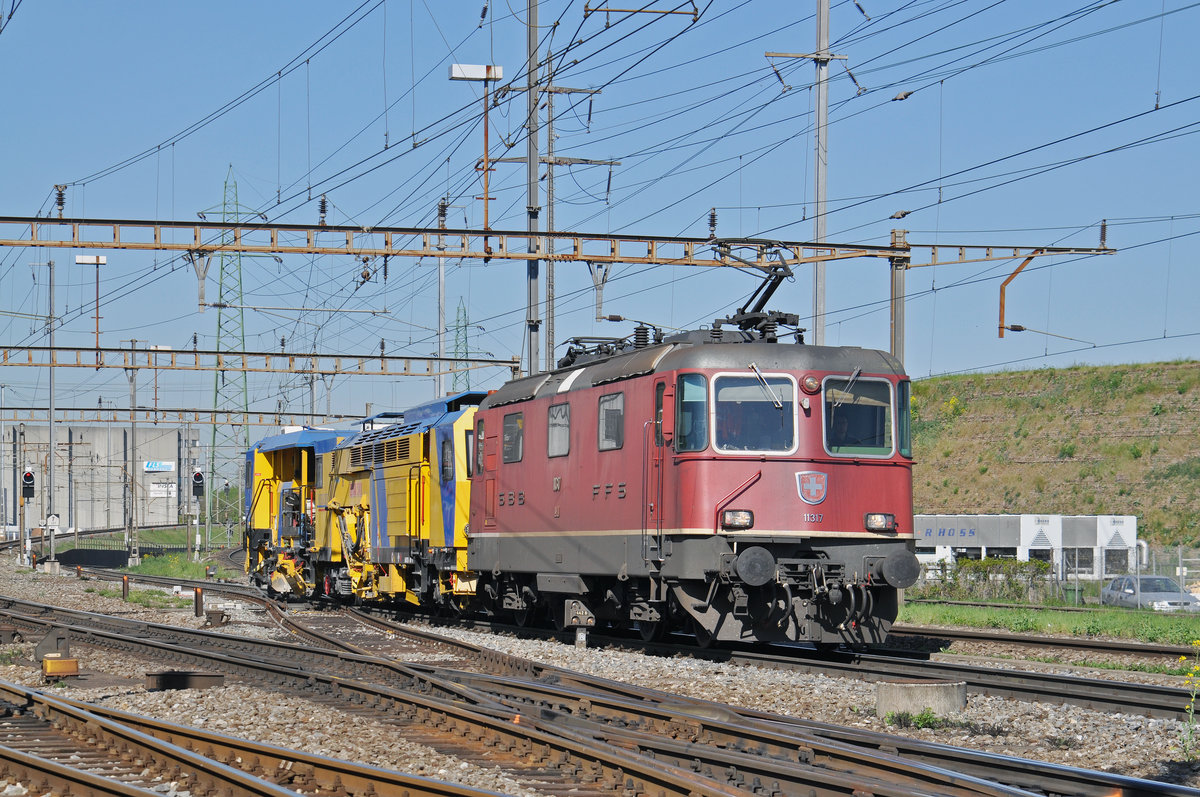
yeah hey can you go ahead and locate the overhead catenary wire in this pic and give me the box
[4,2,1198,410]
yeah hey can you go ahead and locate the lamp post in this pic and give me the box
[448,63,513,374]
[125,340,140,565]
[75,255,106,367]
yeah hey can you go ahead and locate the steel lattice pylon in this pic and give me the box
[452,299,471,392]
[207,169,251,548]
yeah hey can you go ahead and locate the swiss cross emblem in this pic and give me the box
[796,471,828,505]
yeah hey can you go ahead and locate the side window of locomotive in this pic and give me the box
[547,402,570,457]
[675,373,708,452]
[824,377,894,456]
[440,438,454,482]
[654,382,666,446]
[713,374,795,452]
[502,413,524,463]
[598,392,624,451]
[464,429,474,477]
[897,380,912,458]
[475,420,485,473]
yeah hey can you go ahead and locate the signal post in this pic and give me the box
[19,467,33,567]
[191,469,205,561]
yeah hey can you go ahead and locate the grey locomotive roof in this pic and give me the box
[482,337,904,409]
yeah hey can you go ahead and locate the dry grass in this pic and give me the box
[911,359,1200,545]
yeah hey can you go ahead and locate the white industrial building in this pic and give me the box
[914,514,1140,581]
[1,423,204,535]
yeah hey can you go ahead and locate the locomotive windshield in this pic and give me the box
[824,376,894,456]
[713,374,796,453]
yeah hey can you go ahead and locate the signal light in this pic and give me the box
[20,470,34,499]
[191,469,205,497]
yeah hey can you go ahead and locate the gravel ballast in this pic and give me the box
[2,555,1197,791]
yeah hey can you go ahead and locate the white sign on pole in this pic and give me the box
[149,481,177,499]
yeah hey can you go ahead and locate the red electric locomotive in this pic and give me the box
[467,283,919,647]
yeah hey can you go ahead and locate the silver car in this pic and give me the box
[1100,575,1200,612]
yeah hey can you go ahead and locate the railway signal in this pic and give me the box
[20,469,34,498]
[191,469,205,497]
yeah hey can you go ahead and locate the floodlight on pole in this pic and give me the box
[449,64,503,242]
[75,254,106,365]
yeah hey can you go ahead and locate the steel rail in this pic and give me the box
[50,695,510,797]
[241,609,1040,797]
[432,668,1034,797]
[0,679,303,796]
[32,578,1195,797]
[889,624,1197,658]
[335,611,1196,797]
[0,602,754,797]
[723,646,1192,721]
[441,665,1196,797]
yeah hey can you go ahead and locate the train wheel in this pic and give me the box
[635,620,665,643]
[512,607,531,627]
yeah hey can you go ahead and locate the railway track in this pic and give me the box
[55,569,1200,794]
[889,624,1196,658]
[307,608,1200,797]
[0,598,754,797]
[72,567,1199,721]
[0,595,1159,797]
[0,679,304,796]
[72,566,1200,720]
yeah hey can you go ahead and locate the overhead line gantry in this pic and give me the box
[0,215,1114,366]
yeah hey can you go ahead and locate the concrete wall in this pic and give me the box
[1,423,202,532]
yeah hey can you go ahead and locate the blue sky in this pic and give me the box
[1,1,1198,422]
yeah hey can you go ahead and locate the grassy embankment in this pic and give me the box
[910,360,1200,545]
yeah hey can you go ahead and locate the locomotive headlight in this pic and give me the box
[864,512,896,532]
[722,509,754,529]
[801,375,821,394]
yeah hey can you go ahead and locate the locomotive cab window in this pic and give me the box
[712,374,796,453]
[598,392,624,451]
[464,429,475,477]
[824,376,894,456]
[897,380,912,458]
[547,403,570,457]
[440,438,454,482]
[502,413,524,463]
[675,373,708,452]
[475,420,485,473]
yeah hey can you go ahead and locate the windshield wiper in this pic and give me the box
[833,367,862,408]
[747,362,782,409]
